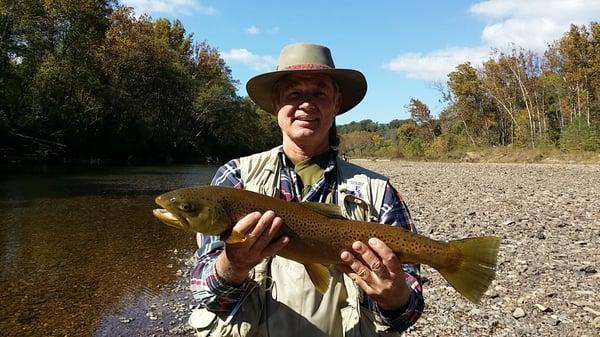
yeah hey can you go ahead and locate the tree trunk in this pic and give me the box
[462,119,476,146]
[509,62,535,147]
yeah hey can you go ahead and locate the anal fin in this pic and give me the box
[305,263,331,294]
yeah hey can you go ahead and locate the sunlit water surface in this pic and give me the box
[0,165,217,336]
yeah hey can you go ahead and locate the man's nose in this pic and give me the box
[298,96,316,109]
[299,102,316,112]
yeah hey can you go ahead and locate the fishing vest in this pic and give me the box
[190,147,399,337]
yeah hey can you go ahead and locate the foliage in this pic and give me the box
[424,137,449,159]
[1,4,598,163]
[0,1,279,163]
[396,122,423,158]
[339,131,379,157]
[559,117,600,151]
[340,21,599,159]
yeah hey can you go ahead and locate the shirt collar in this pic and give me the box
[276,146,338,174]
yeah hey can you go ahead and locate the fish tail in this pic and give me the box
[439,236,500,304]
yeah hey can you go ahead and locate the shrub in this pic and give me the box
[559,118,600,151]
[425,137,449,159]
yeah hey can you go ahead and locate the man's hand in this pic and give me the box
[216,211,289,285]
[338,237,411,311]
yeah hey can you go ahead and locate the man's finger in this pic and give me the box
[261,236,290,258]
[368,237,403,275]
[340,251,375,291]
[352,241,388,278]
[245,210,275,244]
[252,214,282,250]
[233,212,262,236]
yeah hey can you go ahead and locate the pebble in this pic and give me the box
[583,307,600,316]
[513,308,526,319]
[547,317,561,326]
[534,304,552,313]
[593,316,600,329]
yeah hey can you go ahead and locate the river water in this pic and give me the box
[0,165,218,336]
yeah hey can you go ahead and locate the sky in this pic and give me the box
[121,0,600,124]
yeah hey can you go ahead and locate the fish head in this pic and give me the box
[153,188,230,235]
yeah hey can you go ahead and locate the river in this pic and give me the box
[0,165,218,336]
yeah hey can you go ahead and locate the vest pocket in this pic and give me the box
[340,194,376,222]
[188,308,217,336]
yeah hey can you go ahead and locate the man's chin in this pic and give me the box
[291,128,319,139]
[289,130,330,146]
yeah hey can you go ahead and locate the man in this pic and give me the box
[189,43,424,336]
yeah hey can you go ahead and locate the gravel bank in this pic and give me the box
[149,161,599,336]
[359,160,600,337]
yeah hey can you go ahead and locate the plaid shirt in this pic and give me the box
[190,147,424,332]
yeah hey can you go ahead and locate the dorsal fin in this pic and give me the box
[299,202,347,219]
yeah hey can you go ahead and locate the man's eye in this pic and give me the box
[178,203,195,212]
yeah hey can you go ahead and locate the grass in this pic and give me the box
[439,145,600,164]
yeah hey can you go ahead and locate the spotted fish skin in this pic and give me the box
[154,185,500,303]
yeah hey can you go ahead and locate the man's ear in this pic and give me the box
[334,92,342,113]
[271,95,279,113]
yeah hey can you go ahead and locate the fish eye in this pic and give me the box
[178,202,196,212]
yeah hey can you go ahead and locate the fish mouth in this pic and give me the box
[153,195,188,228]
[153,208,183,228]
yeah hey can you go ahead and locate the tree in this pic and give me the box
[444,63,492,145]
[397,122,423,158]
[406,98,435,141]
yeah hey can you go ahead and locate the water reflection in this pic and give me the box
[0,165,217,336]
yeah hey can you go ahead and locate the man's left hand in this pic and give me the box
[337,237,411,311]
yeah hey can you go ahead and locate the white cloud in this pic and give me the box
[244,25,279,35]
[385,0,600,81]
[122,0,218,16]
[221,49,277,72]
[246,25,260,35]
[384,47,489,81]
[480,18,562,52]
[469,0,599,22]
[471,0,600,52]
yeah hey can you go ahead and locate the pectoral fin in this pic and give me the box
[225,230,246,244]
[305,263,331,294]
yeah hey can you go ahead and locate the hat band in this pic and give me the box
[280,63,333,71]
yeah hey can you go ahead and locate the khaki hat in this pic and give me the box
[246,43,367,115]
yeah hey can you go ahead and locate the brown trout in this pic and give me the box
[153,185,500,303]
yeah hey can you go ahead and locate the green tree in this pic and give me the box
[397,122,423,158]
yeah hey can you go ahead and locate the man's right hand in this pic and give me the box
[215,211,289,285]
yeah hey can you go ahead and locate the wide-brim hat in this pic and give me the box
[246,43,367,115]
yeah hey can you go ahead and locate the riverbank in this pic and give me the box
[363,160,599,336]
[351,147,600,165]
[138,160,599,336]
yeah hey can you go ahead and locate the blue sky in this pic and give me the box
[122,0,600,124]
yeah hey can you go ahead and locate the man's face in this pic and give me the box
[273,73,341,148]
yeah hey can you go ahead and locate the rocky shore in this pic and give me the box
[139,161,599,336]
[362,160,599,337]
